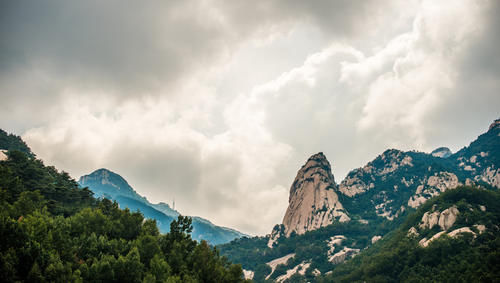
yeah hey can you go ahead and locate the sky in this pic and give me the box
[1,0,499,236]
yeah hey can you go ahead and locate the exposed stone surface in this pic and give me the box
[431,147,452,158]
[438,206,459,230]
[265,253,295,280]
[420,211,440,230]
[408,172,460,208]
[275,261,311,283]
[474,167,500,188]
[0,149,7,161]
[474,224,486,234]
[420,206,459,230]
[243,269,254,280]
[329,247,360,264]
[339,149,413,197]
[371,235,382,244]
[268,224,285,248]
[427,173,460,192]
[419,231,446,247]
[448,227,475,238]
[327,235,346,257]
[407,227,419,237]
[282,153,349,237]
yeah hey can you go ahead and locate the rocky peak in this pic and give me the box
[431,147,452,158]
[281,152,349,237]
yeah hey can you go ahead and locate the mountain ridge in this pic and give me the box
[219,118,500,282]
[79,168,247,245]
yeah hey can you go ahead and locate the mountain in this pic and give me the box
[219,118,500,282]
[268,153,349,248]
[79,168,246,245]
[0,129,246,282]
[322,187,500,282]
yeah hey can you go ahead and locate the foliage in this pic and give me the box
[320,187,500,282]
[0,150,246,282]
[0,129,34,158]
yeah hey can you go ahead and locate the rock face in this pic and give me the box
[408,172,461,208]
[275,262,311,283]
[267,224,285,248]
[0,149,7,161]
[281,153,349,237]
[329,247,360,264]
[431,147,452,158]
[420,206,459,230]
[338,149,413,197]
[265,253,296,280]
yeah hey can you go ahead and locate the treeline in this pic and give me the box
[0,129,34,157]
[218,213,404,282]
[0,149,246,282]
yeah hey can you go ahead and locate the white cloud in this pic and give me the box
[2,0,498,235]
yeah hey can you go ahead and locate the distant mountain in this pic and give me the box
[79,168,246,245]
[219,118,500,282]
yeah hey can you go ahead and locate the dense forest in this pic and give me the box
[320,187,500,282]
[0,130,247,282]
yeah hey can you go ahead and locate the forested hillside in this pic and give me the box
[0,130,246,282]
[320,187,500,282]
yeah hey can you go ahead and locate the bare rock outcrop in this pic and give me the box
[408,172,460,208]
[282,153,349,237]
[431,147,452,158]
[267,224,285,248]
[475,167,500,188]
[265,253,295,280]
[329,247,360,264]
[275,262,311,283]
[0,149,7,161]
[420,206,459,230]
[339,149,413,197]
[438,206,460,230]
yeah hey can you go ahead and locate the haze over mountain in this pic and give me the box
[78,168,246,245]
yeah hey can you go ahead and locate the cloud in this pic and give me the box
[2,0,499,235]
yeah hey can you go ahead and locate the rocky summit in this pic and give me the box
[431,147,452,158]
[281,153,349,237]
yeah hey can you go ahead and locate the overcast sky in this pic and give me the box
[1,0,499,235]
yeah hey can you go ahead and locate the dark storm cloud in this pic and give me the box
[215,0,386,37]
[0,0,391,98]
[0,0,232,95]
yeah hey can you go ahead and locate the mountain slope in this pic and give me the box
[219,118,499,282]
[0,131,246,282]
[79,168,246,245]
[321,187,500,282]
